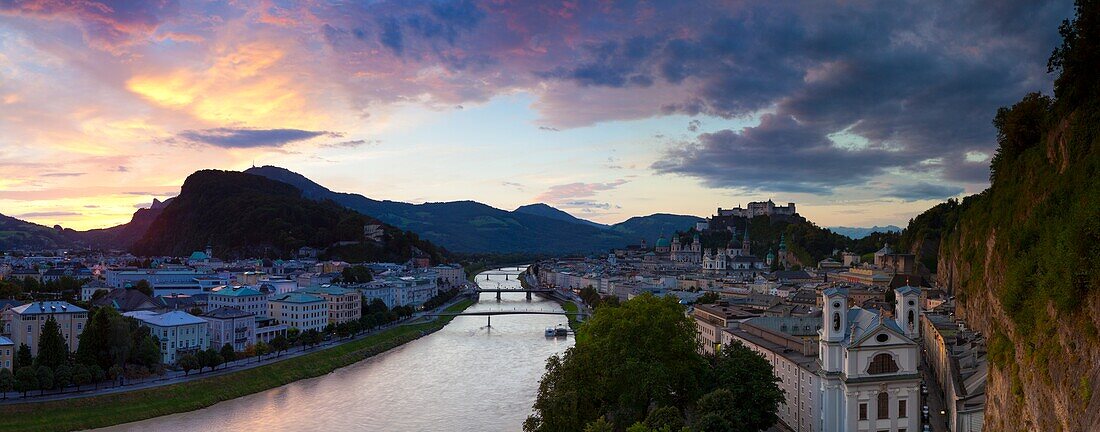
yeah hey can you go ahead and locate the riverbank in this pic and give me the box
[0,299,475,432]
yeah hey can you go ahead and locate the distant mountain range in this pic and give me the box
[826,225,902,239]
[0,166,704,256]
[244,166,703,254]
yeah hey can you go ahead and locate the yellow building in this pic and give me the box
[10,301,88,356]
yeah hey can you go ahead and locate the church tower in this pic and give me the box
[895,286,922,340]
[741,227,751,256]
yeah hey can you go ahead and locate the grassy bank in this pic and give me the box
[562,301,582,330]
[0,299,474,432]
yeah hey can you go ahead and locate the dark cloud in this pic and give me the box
[176,128,341,148]
[319,139,377,149]
[653,114,910,193]
[0,0,179,49]
[538,126,560,132]
[886,182,965,201]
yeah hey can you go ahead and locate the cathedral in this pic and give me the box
[819,286,922,432]
[701,229,765,272]
[670,233,702,264]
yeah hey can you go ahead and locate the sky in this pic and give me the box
[0,0,1074,231]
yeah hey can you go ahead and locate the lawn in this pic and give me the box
[0,299,474,432]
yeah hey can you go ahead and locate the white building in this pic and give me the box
[124,310,209,364]
[208,286,267,316]
[268,293,328,332]
[106,269,219,289]
[203,307,256,352]
[819,286,921,432]
[717,200,796,218]
[429,264,466,287]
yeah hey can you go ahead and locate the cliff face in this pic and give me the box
[934,97,1100,432]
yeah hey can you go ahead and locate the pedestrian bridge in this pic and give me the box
[474,288,554,300]
[425,309,585,327]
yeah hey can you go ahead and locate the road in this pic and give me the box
[919,352,951,432]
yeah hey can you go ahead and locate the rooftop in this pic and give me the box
[11,301,87,315]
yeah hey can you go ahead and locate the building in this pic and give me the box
[80,279,110,301]
[723,316,822,432]
[295,285,362,324]
[922,312,987,432]
[818,286,922,432]
[429,264,466,287]
[692,302,758,355]
[268,293,328,332]
[670,234,702,264]
[203,307,256,352]
[0,335,13,370]
[91,288,159,312]
[716,200,796,218]
[106,269,217,289]
[255,315,288,344]
[124,310,209,364]
[10,301,88,356]
[208,286,267,316]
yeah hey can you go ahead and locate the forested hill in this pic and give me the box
[131,170,445,262]
[914,3,1100,430]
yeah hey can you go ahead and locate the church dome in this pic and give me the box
[189,251,209,260]
[655,237,670,248]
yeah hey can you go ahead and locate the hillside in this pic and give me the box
[514,203,607,229]
[131,170,444,262]
[0,213,73,250]
[923,4,1100,430]
[244,165,702,254]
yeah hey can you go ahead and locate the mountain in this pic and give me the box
[915,6,1100,430]
[514,203,607,229]
[826,225,902,239]
[67,199,172,250]
[0,213,73,250]
[244,165,703,254]
[131,170,444,262]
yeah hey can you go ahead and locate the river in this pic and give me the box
[94,266,573,432]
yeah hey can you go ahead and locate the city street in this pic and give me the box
[920,355,951,432]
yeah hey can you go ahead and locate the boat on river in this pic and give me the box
[554,324,568,337]
[545,327,556,337]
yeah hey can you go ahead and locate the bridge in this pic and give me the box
[479,271,521,280]
[425,310,586,327]
[474,288,554,301]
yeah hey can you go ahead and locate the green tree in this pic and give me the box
[254,340,270,362]
[133,279,154,297]
[72,363,91,390]
[697,291,721,304]
[707,341,786,431]
[643,406,684,431]
[178,354,199,376]
[36,317,70,369]
[220,343,236,366]
[270,335,288,357]
[89,364,105,389]
[53,363,72,390]
[525,294,709,431]
[35,365,53,395]
[135,334,161,367]
[15,344,32,370]
[14,366,37,397]
[0,368,13,399]
[77,307,115,370]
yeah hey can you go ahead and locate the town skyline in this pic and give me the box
[0,1,1073,230]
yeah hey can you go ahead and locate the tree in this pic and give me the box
[36,317,69,369]
[77,307,115,370]
[707,341,786,431]
[15,344,32,370]
[35,365,53,395]
[697,291,721,304]
[253,340,270,362]
[14,366,36,397]
[135,334,161,368]
[72,363,91,391]
[189,307,204,316]
[108,364,124,386]
[270,335,288,357]
[89,364,105,389]
[54,363,73,390]
[178,354,198,376]
[286,328,301,345]
[220,343,236,366]
[525,294,709,431]
[0,368,13,399]
[525,294,783,432]
[579,287,602,307]
[133,279,153,297]
[90,289,108,302]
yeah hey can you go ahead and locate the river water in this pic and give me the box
[94,266,573,432]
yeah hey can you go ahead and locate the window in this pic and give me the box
[877,392,889,419]
[859,403,867,420]
[868,353,900,375]
[898,399,907,418]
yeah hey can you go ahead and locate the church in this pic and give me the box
[819,286,922,432]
